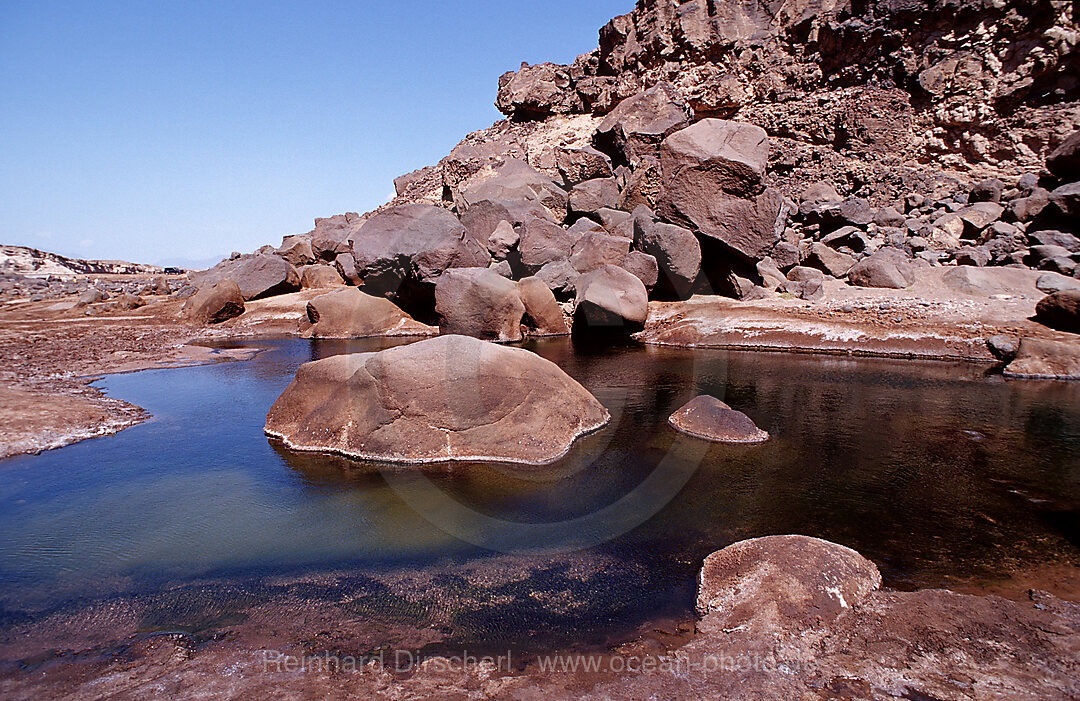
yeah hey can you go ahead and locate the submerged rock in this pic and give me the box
[265,335,610,464]
[668,395,769,443]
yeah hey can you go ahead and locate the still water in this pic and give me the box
[0,338,1077,652]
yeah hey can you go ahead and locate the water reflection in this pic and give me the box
[0,337,1076,651]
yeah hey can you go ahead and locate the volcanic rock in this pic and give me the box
[1047,130,1080,180]
[632,206,701,299]
[182,280,245,325]
[191,253,301,301]
[1004,338,1080,380]
[265,335,610,464]
[573,264,649,334]
[1035,290,1080,333]
[350,204,490,315]
[668,395,769,444]
[696,535,881,635]
[299,265,344,289]
[568,177,620,216]
[848,249,919,289]
[434,267,526,342]
[517,276,569,336]
[594,82,692,167]
[305,287,435,339]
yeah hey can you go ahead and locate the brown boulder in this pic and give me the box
[568,177,620,216]
[265,335,610,465]
[804,242,855,278]
[182,280,245,325]
[1003,338,1080,380]
[350,204,490,314]
[594,82,692,166]
[495,62,581,119]
[668,395,769,444]
[277,235,315,267]
[190,253,301,301]
[460,159,568,222]
[633,206,701,299]
[305,287,436,339]
[569,232,631,274]
[518,217,578,273]
[573,264,649,334]
[658,119,769,199]
[1047,129,1080,180]
[310,213,362,260]
[434,268,526,342]
[696,535,882,635]
[848,248,919,289]
[517,276,569,336]
[556,145,614,185]
[1034,290,1080,333]
[299,265,344,289]
[620,250,659,290]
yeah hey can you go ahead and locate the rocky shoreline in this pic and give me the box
[2,0,1079,696]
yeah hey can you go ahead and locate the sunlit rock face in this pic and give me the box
[265,335,610,465]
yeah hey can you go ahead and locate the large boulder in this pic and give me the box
[182,280,245,324]
[460,159,568,221]
[518,217,579,273]
[310,213,362,260]
[299,264,345,289]
[668,395,769,443]
[1035,290,1080,333]
[265,335,611,465]
[191,253,301,301]
[305,287,436,339]
[495,62,581,119]
[517,276,569,336]
[350,204,490,315]
[804,242,855,278]
[573,264,649,334]
[633,207,701,299]
[434,267,526,342]
[659,177,785,262]
[696,535,882,635]
[556,145,613,185]
[594,82,692,166]
[568,177,620,216]
[655,119,777,262]
[569,231,632,274]
[1049,182,1080,217]
[848,248,919,289]
[277,235,315,267]
[658,119,768,199]
[1046,129,1080,180]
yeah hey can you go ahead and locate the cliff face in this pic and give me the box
[491,0,1078,196]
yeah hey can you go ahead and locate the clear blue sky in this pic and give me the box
[0,1,631,266]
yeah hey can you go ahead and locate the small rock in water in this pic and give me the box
[668,395,769,444]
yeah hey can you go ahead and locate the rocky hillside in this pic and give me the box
[492,0,1079,198]
[186,0,1079,346]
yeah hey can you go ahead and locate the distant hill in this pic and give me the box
[0,245,166,278]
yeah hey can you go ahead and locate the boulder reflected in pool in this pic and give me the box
[265,335,611,465]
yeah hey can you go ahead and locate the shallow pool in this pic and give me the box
[0,338,1077,653]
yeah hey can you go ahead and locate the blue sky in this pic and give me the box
[0,1,631,266]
